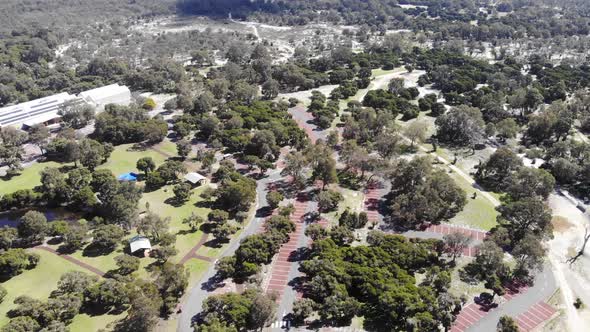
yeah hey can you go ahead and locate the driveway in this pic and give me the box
[176,169,282,332]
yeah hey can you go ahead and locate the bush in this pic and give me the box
[266,191,284,209]
[142,98,157,110]
[317,190,343,212]
[574,297,584,309]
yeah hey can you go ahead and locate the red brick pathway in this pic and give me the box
[264,199,308,300]
[425,224,488,242]
[179,233,211,265]
[35,246,105,277]
[364,185,384,224]
[515,301,556,331]
[451,287,556,332]
[290,105,319,144]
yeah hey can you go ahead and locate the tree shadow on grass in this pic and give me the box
[194,200,213,208]
[82,242,117,257]
[176,228,199,236]
[80,303,128,318]
[164,197,186,207]
[202,238,223,249]
[56,243,79,255]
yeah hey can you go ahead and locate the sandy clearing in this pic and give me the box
[547,193,590,331]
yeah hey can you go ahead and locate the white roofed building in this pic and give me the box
[0,92,78,128]
[184,172,207,186]
[79,84,131,111]
[129,235,152,255]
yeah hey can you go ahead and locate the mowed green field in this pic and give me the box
[0,161,65,196]
[0,249,88,326]
[140,184,213,262]
[97,141,176,176]
[0,139,219,332]
[0,140,176,197]
[448,171,499,231]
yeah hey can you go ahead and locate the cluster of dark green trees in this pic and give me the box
[196,288,277,332]
[93,105,168,146]
[2,167,142,227]
[2,261,188,332]
[464,147,555,295]
[179,0,590,43]
[0,207,189,332]
[0,30,195,107]
[386,156,466,229]
[296,232,461,331]
[214,212,295,281]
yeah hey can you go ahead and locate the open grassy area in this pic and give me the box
[140,184,212,262]
[323,185,365,227]
[448,256,486,301]
[0,248,88,326]
[69,312,126,332]
[98,141,176,176]
[0,161,65,196]
[69,245,121,274]
[448,172,499,231]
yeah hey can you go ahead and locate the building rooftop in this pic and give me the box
[0,92,77,127]
[79,83,130,102]
[129,235,151,254]
[184,172,206,184]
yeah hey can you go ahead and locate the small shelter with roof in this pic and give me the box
[184,172,206,186]
[129,235,151,256]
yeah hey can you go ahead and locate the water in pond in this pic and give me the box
[0,208,78,228]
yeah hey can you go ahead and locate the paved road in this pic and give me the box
[464,264,557,332]
[269,200,317,330]
[177,169,282,332]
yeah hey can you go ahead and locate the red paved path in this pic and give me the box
[35,246,105,277]
[264,199,308,300]
[425,224,488,241]
[451,287,556,332]
[179,233,212,265]
[515,301,557,331]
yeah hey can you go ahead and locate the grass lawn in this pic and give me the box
[184,258,211,284]
[196,244,222,258]
[69,312,126,332]
[0,248,88,326]
[140,184,212,262]
[448,256,486,301]
[155,140,178,156]
[69,245,122,274]
[448,172,498,231]
[98,141,175,177]
[0,161,65,196]
[323,185,365,227]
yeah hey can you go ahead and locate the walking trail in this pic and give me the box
[35,245,105,277]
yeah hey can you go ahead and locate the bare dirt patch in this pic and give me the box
[552,216,576,233]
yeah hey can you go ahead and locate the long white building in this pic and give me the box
[0,84,132,129]
[0,92,78,128]
[79,84,131,111]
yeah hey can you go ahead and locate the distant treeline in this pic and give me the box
[0,0,176,36]
[177,0,281,18]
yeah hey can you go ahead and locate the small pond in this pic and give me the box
[0,208,79,228]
